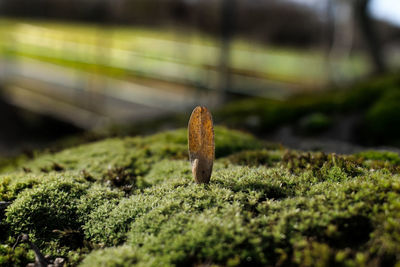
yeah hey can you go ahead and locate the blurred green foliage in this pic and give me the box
[218,74,400,145]
[298,113,332,135]
[365,89,400,142]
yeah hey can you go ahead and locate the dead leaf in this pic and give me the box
[188,106,215,183]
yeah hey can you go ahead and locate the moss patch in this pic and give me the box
[1,127,400,266]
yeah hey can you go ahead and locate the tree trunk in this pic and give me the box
[354,0,386,74]
[218,0,235,104]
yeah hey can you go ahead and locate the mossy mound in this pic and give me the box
[1,127,400,266]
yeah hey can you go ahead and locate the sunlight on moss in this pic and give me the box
[1,126,400,266]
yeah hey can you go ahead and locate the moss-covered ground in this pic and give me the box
[1,126,400,266]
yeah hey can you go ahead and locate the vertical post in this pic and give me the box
[324,0,334,84]
[354,0,386,74]
[218,0,235,105]
[326,0,356,84]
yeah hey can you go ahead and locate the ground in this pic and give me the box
[1,126,400,267]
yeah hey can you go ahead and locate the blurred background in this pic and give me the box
[0,0,399,156]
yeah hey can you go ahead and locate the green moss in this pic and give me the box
[81,166,400,267]
[5,177,88,251]
[80,246,140,267]
[142,160,192,186]
[355,150,400,165]
[77,185,124,224]
[0,244,34,267]
[1,127,400,266]
[351,150,400,174]
[224,149,283,167]
[5,127,259,184]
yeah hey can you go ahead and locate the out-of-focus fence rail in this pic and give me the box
[0,0,398,129]
[0,20,357,128]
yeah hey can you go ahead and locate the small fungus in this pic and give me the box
[188,106,215,183]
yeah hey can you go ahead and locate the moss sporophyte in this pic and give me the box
[188,106,215,184]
